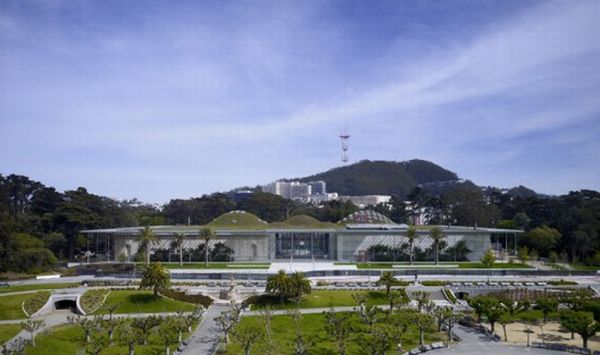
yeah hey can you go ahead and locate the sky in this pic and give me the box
[1,0,599,203]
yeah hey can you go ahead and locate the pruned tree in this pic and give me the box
[499,313,512,341]
[560,311,600,349]
[158,317,178,355]
[324,308,353,355]
[534,297,559,322]
[68,315,100,344]
[352,293,367,315]
[410,312,434,348]
[131,316,161,345]
[413,291,431,313]
[20,319,45,347]
[86,330,109,355]
[232,322,263,355]
[215,304,242,343]
[116,323,141,355]
[102,303,120,322]
[387,290,410,313]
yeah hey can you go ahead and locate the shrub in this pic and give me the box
[547,280,577,286]
[159,289,213,308]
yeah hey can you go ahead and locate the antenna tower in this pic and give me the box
[339,126,350,164]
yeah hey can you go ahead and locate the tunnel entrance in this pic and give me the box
[54,299,77,312]
[455,291,470,300]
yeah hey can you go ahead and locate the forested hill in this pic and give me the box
[297,159,459,197]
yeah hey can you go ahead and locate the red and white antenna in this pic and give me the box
[340,125,350,164]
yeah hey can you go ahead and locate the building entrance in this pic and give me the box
[275,232,329,259]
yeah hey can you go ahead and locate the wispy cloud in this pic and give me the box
[0,0,598,202]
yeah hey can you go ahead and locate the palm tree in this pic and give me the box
[138,225,157,266]
[140,262,170,297]
[289,272,311,299]
[199,227,215,267]
[174,233,185,266]
[406,225,418,265]
[266,270,291,303]
[377,271,396,295]
[429,227,445,265]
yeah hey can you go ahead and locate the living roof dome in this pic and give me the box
[340,210,394,225]
[268,214,336,229]
[284,215,322,226]
[207,210,268,228]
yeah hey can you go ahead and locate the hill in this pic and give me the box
[296,159,458,197]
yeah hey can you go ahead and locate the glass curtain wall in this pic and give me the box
[275,232,330,259]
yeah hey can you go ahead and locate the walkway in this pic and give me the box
[436,325,562,354]
[180,303,231,355]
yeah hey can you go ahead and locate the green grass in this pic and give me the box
[352,262,531,269]
[23,291,50,316]
[0,324,21,344]
[80,289,110,314]
[226,312,446,354]
[159,262,270,269]
[94,290,195,314]
[569,264,600,271]
[250,290,389,310]
[24,322,194,355]
[0,292,53,320]
[457,262,531,269]
[0,283,78,294]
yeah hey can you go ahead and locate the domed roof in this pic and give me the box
[339,210,394,225]
[268,214,337,229]
[284,215,322,226]
[207,210,268,229]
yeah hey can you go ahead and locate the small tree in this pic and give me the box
[406,226,418,265]
[158,317,178,355]
[484,301,504,333]
[430,227,445,265]
[139,262,170,297]
[480,249,495,268]
[388,290,410,313]
[86,331,109,355]
[560,311,600,349]
[258,306,277,355]
[171,312,189,343]
[232,322,263,355]
[199,227,215,266]
[443,309,462,344]
[377,271,396,295]
[215,304,242,343]
[498,313,512,341]
[360,324,395,355]
[517,246,530,264]
[467,295,493,323]
[131,316,161,345]
[534,297,559,322]
[324,308,353,355]
[102,303,120,322]
[352,293,367,315]
[410,312,434,348]
[20,319,45,347]
[102,317,122,345]
[413,291,431,313]
[68,315,100,344]
[116,323,141,355]
[360,305,381,327]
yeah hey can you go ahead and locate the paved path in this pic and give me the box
[436,325,562,354]
[180,304,231,355]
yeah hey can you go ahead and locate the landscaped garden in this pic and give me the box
[93,290,196,314]
[226,311,447,354]
[246,289,389,309]
[0,291,49,320]
[0,282,78,294]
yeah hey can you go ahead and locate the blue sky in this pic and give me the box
[1,0,599,203]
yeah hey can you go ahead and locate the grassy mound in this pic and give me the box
[207,211,267,229]
[23,291,51,316]
[94,290,195,314]
[80,289,110,314]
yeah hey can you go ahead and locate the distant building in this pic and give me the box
[261,180,324,200]
[339,195,391,208]
[307,180,326,195]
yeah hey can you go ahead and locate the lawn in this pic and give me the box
[159,262,270,270]
[0,291,50,320]
[0,282,78,294]
[350,262,531,269]
[93,290,196,314]
[569,264,600,271]
[226,312,446,354]
[249,290,389,310]
[0,324,21,344]
[24,321,194,355]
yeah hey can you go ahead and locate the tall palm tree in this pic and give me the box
[199,227,215,267]
[430,227,445,265]
[266,269,291,303]
[138,225,157,266]
[406,225,418,265]
[174,233,185,266]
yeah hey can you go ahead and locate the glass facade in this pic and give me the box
[275,232,330,259]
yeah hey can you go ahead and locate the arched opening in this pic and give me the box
[54,299,78,312]
[455,291,470,300]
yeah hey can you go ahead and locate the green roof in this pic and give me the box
[207,211,268,229]
[268,215,337,229]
